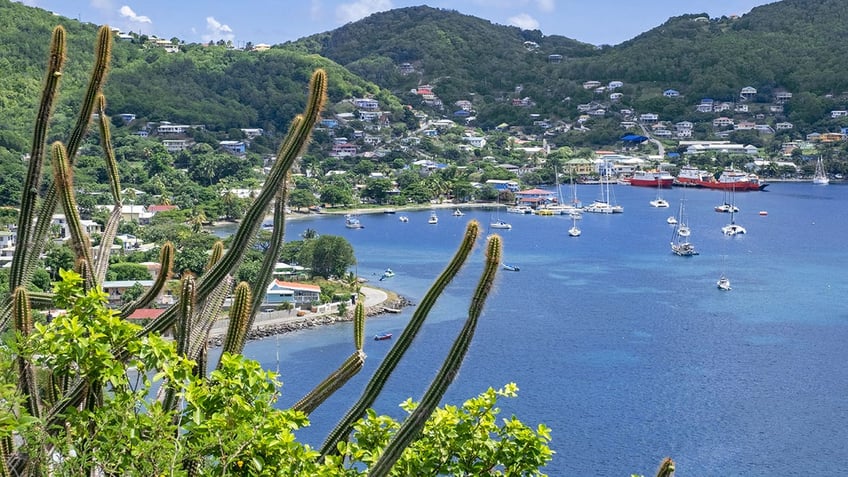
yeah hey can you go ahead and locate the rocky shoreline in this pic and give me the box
[208,295,413,347]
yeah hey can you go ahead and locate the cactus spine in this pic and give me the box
[12,287,41,420]
[321,220,481,457]
[218,282,252,361]
[368,234,501,476]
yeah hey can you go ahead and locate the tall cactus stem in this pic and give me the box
[369,234,501,477]
[10,25,66,292]
[217,282,252,363]
[656,457,675,477]
[12,287,41,419]
[320,220,480,457]
[121,242,174,317]
[52,142,95,286]
[293,351,365,415]
[205,241,225,273]
[354,300,365,351]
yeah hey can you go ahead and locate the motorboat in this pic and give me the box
[502,263,520,271]
[714,203,739,213]
[383,208,396,214]
[399,215,409,222]
[379,268,394,281]
[344,214,364,229]
[649,198,670,208]
[666,216,678,225]
[374,332,393,341]
[721,223,747,235]
[717,275,732,291]
[490,220,512,230]
[506,205,533,214]
[428,212,438,224]
[452,208,464,216]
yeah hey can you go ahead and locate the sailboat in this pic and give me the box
[490,196,512,229]
[721,186,746,235]
[547,168,583,215]
[813,156,829,185]
[649,172,670,208]
[670,198,697,256]
[714,189,739,213]
[568,214,581,237]
[717,274,732,291]
[584,169,623,214]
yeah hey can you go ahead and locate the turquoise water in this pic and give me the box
[227,182,848,476]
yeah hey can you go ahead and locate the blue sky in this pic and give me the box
[18,0,776,47]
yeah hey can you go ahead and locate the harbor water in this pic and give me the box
[222,182,848,476]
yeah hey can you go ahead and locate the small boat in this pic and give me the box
[452,208,464,216]
[399,215,409,222]
[568,214,581,237]
[383,208,396,214]
[716,275,732,291]
[379,268,394,281]
[759,210,768,216]
[345,214,364,229]
[714,203,740,213]
[535,208,555,216]
[428,212,438,224]
[490,219,512,229]
[502,263,520,271]
[666,216,678,225]
[649,198,670,208]
[721,223,747,235]
[374,332,393,341]
[506,205,533,214]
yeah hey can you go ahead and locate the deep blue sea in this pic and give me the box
[218,182,848,476]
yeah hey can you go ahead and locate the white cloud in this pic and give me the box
[203,16,234,42]
[119,5,151,24]
[508,13,539,30]
[335,0,393,24]
[536,0,555,13]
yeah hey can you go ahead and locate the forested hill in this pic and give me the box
[288,0,848,126]
[286,5,600,97]
[0,0,395,159]
[569,0,848,99]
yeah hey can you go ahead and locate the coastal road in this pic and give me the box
[210,286,388,337]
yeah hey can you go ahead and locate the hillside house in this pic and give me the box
[485,179,519,192]
[713,117,735,128]
[101,280,156,306]
[162,139,192,152]
[219,140,246,154]
[265,280,321,306]
[740,86,757,100]
[663,89,680,98]
[639,113,659,123]
[353,98,379,110]
[775,91,793,102]
[608,81,623,90]
[515,188,556,208]
[582,81,601,90]
[547,54,563,63]
[330,143,358,157]
[156,123,191,135]
[240,128,264,139]
[775,122,794,130]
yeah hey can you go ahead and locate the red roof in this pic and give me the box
[273,280,321,292]
[127,308,165,320]
[516,188,554,196]
[147,205,178,213]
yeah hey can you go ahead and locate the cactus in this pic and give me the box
[1,25,519,477]
[656,457,675,477]
[368,234,501,476]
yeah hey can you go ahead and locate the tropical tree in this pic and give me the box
[298,234,356,278]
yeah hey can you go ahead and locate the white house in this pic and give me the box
[265,280,321,306]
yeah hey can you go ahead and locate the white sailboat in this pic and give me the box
[585,169,623,214]
[670,198,697,256]
[721,186,746,235]
[717,275,732,291]
[428,211,438,224]
[344,213,364,229]
[649,172,670,208]
[490,197,512,229]
[568,214,581,237]
[813,156,829,185]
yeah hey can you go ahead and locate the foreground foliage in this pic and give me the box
[0,22,555,476]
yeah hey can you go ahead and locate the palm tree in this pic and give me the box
[188,208,207,234]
